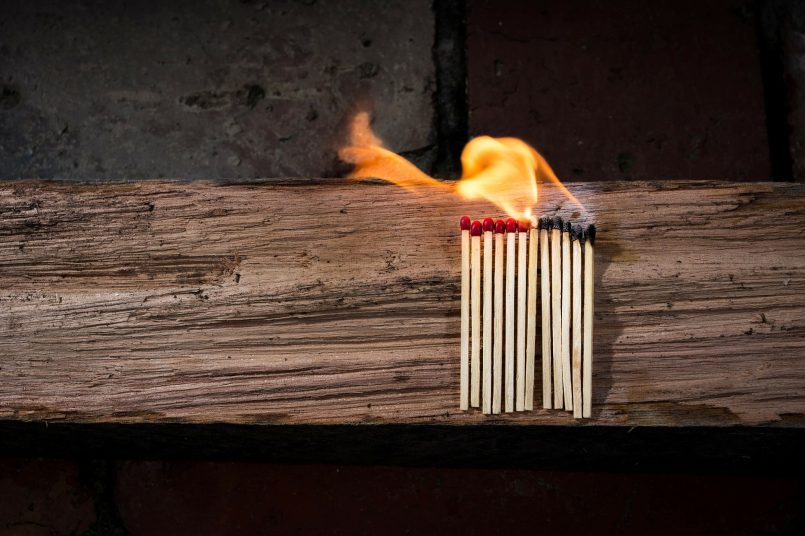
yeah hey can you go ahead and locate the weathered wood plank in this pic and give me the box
[1,179,803,427]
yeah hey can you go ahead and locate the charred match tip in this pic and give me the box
[542,216,552,230]
[505,218,518,233]
[518,219,530,232]
[551,216,563,230]
[482,217,495,232]
[586,224,596,245]
[495,219,505,233]
[571,223,583,240]
[563,221,572,233]
[460,215,471,231]
[471,220,482,236]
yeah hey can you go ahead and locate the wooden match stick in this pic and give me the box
[550,216,563,409]
[515,219,528,411]
[539,217,551,409]
[505,217,517,412]
[470,220,482,408]
[492,219,505,414]
[460,215,470,410]
[583,224,596,419]
[525,216,538,410]
[482,218,494,414]
[571,224,583,419]
[561,220,573,411]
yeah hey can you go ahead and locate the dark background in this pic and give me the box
[1,0,804,534]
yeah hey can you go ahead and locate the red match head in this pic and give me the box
[470,220,482,236]
[459,215,471,231]
[518,219,530,232]
[482,217,494,233]
[495,219,505,233]
[505,218,517,233]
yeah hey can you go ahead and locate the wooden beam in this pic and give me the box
[1,179,804,428]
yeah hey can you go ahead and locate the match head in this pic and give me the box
[470,220,482,236]
[551,216,563,231]
[518,219,530,232]
[459,215,471,231]
[571,223,583,241]
[586,224,596,245]
[505,218,517,233]
[563,221,572,233]
[540,216,551,230]
[495,219,505,233]
[482,217,495,233]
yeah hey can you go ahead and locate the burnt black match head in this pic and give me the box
[586,224,596,245]
[563,221,572,233]
[571,223,583,240]
[540,216,550,230]
[551,216,563,230]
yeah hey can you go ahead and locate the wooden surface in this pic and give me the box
[1,179,804,427]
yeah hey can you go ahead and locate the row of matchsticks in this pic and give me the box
[459,216,596,419]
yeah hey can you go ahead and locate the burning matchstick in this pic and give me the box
[561,220,573,411]
[539,217,552,409]
[504,217,517,412]
[516,218,529,411]
[525,215,538,410]
[493,219,505,414]
[571,224,583,418]
[482,217,494,414]
[583,224,596,419]
[470,220,482,408]
[550,216,564,409]
[459,215,470,411]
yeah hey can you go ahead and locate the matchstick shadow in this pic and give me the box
[588,237,623,420]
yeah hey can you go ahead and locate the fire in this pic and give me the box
[338,111,581,218]
[338,111,449,193]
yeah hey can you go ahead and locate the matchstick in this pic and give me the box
[561,220,573,411]
[470,220,482,408]
[550,216,563,409]
[460,215,470,410]
[515,219,528,411]
[525,216,538,410]
[571,224,583,419]
[482,217,494,414]
[505,217,517,412]
[493,219,505,414]
[539,217,552,409]
[583,224,596,419]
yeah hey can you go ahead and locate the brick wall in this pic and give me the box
[1,458,802,535]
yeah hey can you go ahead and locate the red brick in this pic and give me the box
[467,0,771,181]
[0,458,95,535]
[115,462,803,535]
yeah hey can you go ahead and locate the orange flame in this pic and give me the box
[338,111,582,218]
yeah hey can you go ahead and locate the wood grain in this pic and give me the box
[1,179,804,427]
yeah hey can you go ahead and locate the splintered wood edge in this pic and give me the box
[0,179,803,428]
